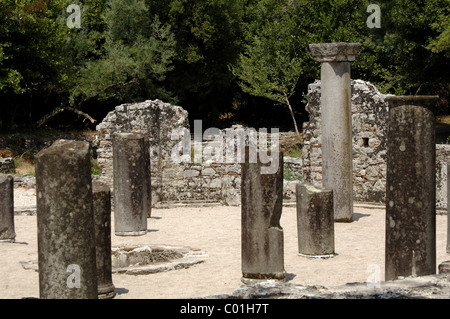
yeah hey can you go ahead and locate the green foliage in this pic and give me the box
[283,164,302,181]
[0,0,69,95]
[363,0,450,96]
[69,0,177,107]
[231,0,304,133]
[0,0,448,132]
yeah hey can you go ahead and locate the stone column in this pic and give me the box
[385,96,438,281]
[309,42,361,222]
[447,162,450,254]
[92,182,115,299]
[241,147,285,282]
[35,140,98,299]
[296,183,335,258]
[144,136,152,218]
[0,174,15,242]
[113,132,150,236]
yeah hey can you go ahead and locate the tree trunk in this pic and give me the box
[284,94,300,138]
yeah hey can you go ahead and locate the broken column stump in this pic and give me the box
[0,173,15,242]
[92,182,115,299]
[241,147,286,283]
[112,132,150,236]
[385,96,438,281]
[296,183,335,258]
[35,139,98,299]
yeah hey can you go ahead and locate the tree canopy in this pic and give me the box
[0,0,448,132]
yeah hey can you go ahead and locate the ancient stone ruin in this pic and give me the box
[385,96,438,280]
[302,79,450,210]
[96,100,300,207]
[309,42,360,222]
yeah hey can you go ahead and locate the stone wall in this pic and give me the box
[96,99,190,206]
[302,79,450,209]
[0,158,15,174]
[96,100,301,207]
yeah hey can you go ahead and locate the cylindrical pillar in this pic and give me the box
[296,183,335,258]
[241,147,285,282]
[309,42,361,222]
[0,173,15,242]
[92,182,115,299]
[35,139,98,299]
[447,162,450,254]
[385,96,438,281]
[112,132,149,236]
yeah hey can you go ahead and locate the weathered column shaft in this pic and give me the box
[447,162,450,254]
[241,148,285,281]
[296,183,335,257]
[0,174,15,242]
[92,182,115,299]
[145,136,152,218]
[113,133,149,236]
[309,43,361,222]
[321,61,353,222]
[385,97,437,281]
[35,139,98,299]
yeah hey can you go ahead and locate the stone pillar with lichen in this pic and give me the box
[385,96,438,281]
[112,132,149,236]
[92,181,115,299]
[35,139,98,299]
[241,147,286,283]
[296,183,335,258]
[0,173,15,242]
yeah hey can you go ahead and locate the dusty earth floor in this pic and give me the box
[0,187,449,299]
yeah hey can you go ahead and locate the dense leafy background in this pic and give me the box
[0,0,448,132]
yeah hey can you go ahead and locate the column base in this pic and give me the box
[334,217,353,223]
[0,238,15,243]
[115,230,147,236]
[98,283,116,299]
[241,271,286,285]
[298,252,336,259]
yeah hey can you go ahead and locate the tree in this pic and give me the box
[231,0,303,135]
[362,0,449,113]
[0,0,72,131]
[69,0,177,108]
[145,0,246,126]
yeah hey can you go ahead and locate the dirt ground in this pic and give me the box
[0,187,448,299]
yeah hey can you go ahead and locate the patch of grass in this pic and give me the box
[288,146,302,158]
[91,158,101,175]
[13,151,35,176]
[283,164,302,181]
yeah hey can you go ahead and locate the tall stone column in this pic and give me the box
[92,182,115,299]
[309,42,361,222]
[113,132,149,236]
[0,173,15,242]
[241,147,285,282]
[35,140,98,299]
[385,96,438,281]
